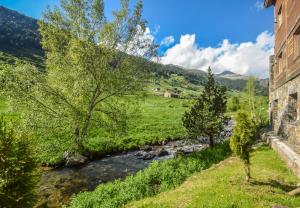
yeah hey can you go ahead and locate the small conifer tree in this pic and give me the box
[0,117,39,208]
[182,67,227,147]
[230,111,258,182]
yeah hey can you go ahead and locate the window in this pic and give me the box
[277,6,282,27]
[273,99,278,120]
[288,93,298,123]
[278,52,283,74]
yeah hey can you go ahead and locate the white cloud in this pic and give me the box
[255,0,264,11]
[160,31,274,78]
[160,36,175,47]
[120,26,156,57]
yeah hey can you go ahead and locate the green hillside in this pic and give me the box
[0,6,268,94]
[0,5,269,165]
[0,6,42,56]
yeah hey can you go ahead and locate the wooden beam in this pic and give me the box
[264,0,275,8]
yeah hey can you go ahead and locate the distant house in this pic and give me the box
[164,91,180,98]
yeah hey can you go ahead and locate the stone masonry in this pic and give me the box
[266,0,300,145]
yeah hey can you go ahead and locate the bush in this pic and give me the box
[0,118,39,208]
[230,111,258,181]
[69,141,231,208]
[227,96,241,112]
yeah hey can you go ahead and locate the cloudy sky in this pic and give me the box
[1,0,274,78]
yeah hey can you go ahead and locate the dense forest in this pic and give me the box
[0,6,42,56]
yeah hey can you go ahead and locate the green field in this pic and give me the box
[0,89,269,164]
[0,54,269,164]
[126,146,300,208]
[82,95,190,154]
[1,95,191,163]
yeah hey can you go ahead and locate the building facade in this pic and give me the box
[266,0,300,144]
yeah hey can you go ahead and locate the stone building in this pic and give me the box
[265,0,300,144]
[164,91,180,98]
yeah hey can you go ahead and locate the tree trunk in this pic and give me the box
[244,161,251,182]
[209,136,214,148]
[74,126,84,152]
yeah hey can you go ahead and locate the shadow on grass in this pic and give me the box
[250,179,297,192]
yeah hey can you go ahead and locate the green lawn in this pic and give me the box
[126,146,300,208]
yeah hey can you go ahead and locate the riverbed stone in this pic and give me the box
[141,145,153,152]
[157,148,169,157]
[182,147,194,154]
[63,151,88,167]
[134,151,145,158]
[143,152,156,160]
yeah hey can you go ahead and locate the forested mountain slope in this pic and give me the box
[0,5,268,94]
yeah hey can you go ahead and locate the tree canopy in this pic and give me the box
[182,68,227,147]
[0,0,156,151]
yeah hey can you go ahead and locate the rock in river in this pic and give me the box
[157,148,169,157]
[141,145,153,152]
[63,151,88,167]
[143,152,156,160]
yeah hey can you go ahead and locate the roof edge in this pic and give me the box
[264,0,275,7]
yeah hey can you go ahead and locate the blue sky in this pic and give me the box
[0,0,275,77]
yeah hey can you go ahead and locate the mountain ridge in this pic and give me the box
[0,6,268,95]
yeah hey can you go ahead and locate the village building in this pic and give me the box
[265,0,300,178]
[266,0,300,144]
[164,90,180,98]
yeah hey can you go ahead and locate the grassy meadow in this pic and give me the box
[126,146,300,208]
[0,83,269,164]
[0,94,192,163]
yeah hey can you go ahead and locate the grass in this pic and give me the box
[69,142,231,208]
[0,94,190,163]
[0,90,269,164]
[0,97,6,114]
[34,95,191,163]
[126,146,300,208]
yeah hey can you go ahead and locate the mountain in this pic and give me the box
[217,70,248,80]
[0,6,42,57]
[218,70,236,76]
[0,6,268,95]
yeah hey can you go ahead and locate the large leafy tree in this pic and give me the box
[0,0,156,151]
[182,68,227,147]
[0,117,39,208]
[230,111,258,182]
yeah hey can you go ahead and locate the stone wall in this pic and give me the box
[270,75,300,144]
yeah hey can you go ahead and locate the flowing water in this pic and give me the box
[38,122,233,207]
[39,140,205,207]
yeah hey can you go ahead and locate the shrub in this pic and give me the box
[0,118,39,208]
[69,141,231,208]
[230,111,258,182]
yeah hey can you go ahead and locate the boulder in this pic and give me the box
[182,147,194,154]
[134,151,145,159]
[63,151,88,167]
[157,148,169,157]
[141,145,153,152]
[143,152,156,160]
